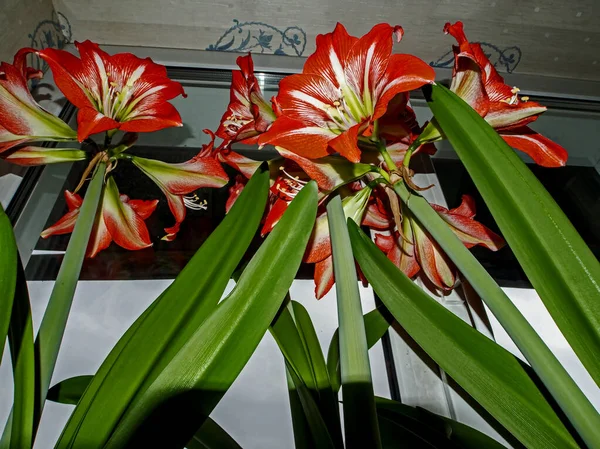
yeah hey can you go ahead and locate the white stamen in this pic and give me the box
[183,194,208,210]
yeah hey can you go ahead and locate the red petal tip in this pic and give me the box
[443,21,467,45]
[393,25,404,43]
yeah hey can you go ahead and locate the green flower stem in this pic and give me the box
[34,161,106,421]
[327,195,382,449]
[376,142,397,172]
[393,180,600,448]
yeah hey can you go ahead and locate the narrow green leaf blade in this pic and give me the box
[376,397,509,449]
[7,261,35,449]
[349,220,580,449]
[186,418,243,449]
[286,365,317,449]
[270,300,318,390]
[47,375,92,406]
[270,300,343,447]
[289,301,342,440]
[427,84,600,385]
[0,204,18,364]
[56,165,270,449]
[327,195,381,449]
[102,181,318,448]
[287,362,338,449]
[327,307,394,393]
[35,161,106,419]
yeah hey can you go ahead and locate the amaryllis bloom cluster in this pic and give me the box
[2,20,569,286]
[0,51,77,159]
[42,179,158,258]
[258,23,435,163]
[421,21,568,167]
[210,23,509,298]
[38,41,187,142]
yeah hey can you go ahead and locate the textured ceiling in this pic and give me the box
[50,0,599,81]
[1,0,598,83]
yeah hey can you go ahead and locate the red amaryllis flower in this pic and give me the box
[441,21,567,167]
[0,58,76,153]
[375,195,504,290]
[303,186,372,298]
[41,178,158,257]
[128,131,229,241]
[38,41,186,142]
[258,23,435,163]
[216,54,276,145]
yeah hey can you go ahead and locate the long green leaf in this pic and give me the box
[48,375,92,406]
[7,261,35,449]
[427,84,600,387]
[349,220,580,449]
[289,301,342,440]
[271,299,319,389]
[327,307,394,393]
[186,418,243,449]
[287,362,338,449]
[0,204,18,364]
[286,365,316,449]
[417,84,600,448]
[102,180,317,448]
[376,397,509,449]
[271,301,343,447]
[55,165,270,449]
[46,375,242,449]
[35,161,106,420]
[327,196,381,449]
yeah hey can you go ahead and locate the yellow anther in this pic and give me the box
[333,100,341,107]
[521,96,530,102]
[511,87,520,94]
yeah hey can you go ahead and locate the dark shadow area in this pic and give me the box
[25,145,314,281]
[432,158,600,288]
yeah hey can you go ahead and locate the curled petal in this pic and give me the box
[432,195,505,251]
[218,150,262,179]
[303,23,358,87]
[500,127,568,167]
[131,153,228,195]
[102,177,153,251]
[86,209,112,258]
[328,123,362,163]
[40,209,79,238]
[76,107,120,142]
[162,222,181,242]
[258,116,337,159]
[127,198,159,220]
[411,217,456,291]
[304,211,331,263]
[119,102,183,133]
[314,255,335,299]
[0,62,77,140]
[3,147,87,166]
[373,53,436,121]
[275,146,371,191]
[40,190,83,238]
[261,197,289,236]
[226,174,247,213]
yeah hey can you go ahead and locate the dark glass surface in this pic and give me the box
[432,158,600,288]
[24,145,315,281]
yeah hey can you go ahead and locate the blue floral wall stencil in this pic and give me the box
[207,20,307,56]
[28,10,72,75]
[431,42,522,73]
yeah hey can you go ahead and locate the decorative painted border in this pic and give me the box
[431,42,522,73]
[28,10,72,75]
[207,19,307,57]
